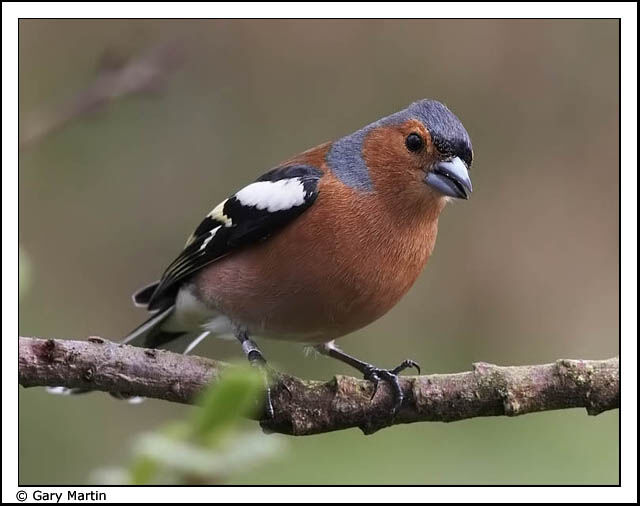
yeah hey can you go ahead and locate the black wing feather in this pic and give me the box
[146,164,322,310]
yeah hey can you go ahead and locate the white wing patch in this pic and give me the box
[208,200,233,226]
[185,202,231,247]
[235,178,307,212]
[199,225,221,251]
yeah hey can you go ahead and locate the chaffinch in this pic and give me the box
[55,99,473,414]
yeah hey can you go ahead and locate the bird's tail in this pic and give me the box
[122,304,179,348]
[47,282,209,402]
[132,280,160,307]
[46,305,180,402]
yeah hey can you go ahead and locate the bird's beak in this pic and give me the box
[425,156,472,199]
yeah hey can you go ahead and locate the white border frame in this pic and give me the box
[3,3,637,503]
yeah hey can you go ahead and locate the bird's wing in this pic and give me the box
[146,164,323,310]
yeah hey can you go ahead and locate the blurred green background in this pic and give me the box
[19,19,619,485]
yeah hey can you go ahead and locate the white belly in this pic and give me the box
[162,285,234,338]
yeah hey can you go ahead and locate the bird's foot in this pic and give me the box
[363,359,421,415]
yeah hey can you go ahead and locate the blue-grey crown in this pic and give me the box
[326,99,472,192]
[402,100,473,167]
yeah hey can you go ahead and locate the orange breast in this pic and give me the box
[193,172,441,344]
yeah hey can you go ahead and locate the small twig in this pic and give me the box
[18,336,619,436]
[21,41,184,149]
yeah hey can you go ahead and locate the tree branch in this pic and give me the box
[18,336,619,436]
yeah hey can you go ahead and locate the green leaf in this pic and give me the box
[134,430,284,481]
[191,365,265,441]
[130,455,159,485]
[104,365,284,485]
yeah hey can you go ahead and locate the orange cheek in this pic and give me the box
[362,126,432,198]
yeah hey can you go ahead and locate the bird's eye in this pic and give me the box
[405,133,424,152]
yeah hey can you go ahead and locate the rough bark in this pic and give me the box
[18,336,619,436]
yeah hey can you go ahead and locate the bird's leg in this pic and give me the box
[234,327,274,419]
[315,341,420,415]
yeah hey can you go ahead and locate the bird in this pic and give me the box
[51,99,473,416]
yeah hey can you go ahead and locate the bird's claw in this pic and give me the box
[363,359,421,415]
[391,359,421,375]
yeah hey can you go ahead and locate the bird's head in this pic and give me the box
[327,99,473,206]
